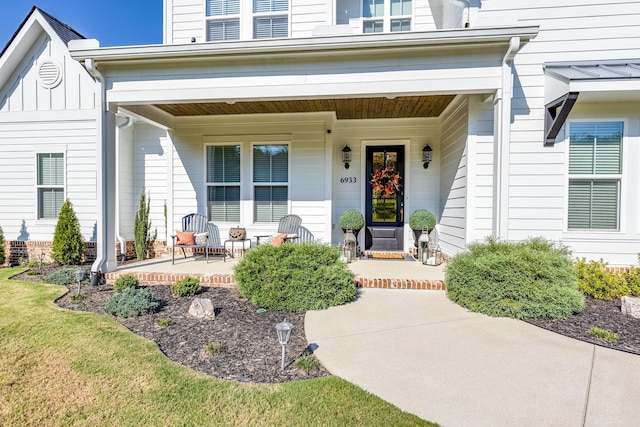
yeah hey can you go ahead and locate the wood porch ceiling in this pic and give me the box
[153,95,456,119]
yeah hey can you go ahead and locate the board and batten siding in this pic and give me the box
[438,96,468,255]
[0,29,98,242]
[168,115,331,242]
[476,0,640,264]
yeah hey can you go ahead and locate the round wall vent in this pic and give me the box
[38,59,62,88]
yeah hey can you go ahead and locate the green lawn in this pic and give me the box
[0,268,436,427]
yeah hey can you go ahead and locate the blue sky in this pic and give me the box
[0,1,163,49]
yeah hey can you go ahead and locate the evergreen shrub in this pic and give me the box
[44,268,78,286]
[446,238,584,319]
[170,276,202,297]
[113,274,140,293]
[105,287,160,318]
[339,209,365,231]
[0,226,5,265]
[575,258,640,300]
[51,199,84,265]
[234,243,357,312]
[134,191,157,261]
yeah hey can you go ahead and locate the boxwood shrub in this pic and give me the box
[171,276,202,297]
[446,238,584,319]
[105,287,160,318]
[234,243,357,313]
[113,274,140,293]
[576,258,640,300]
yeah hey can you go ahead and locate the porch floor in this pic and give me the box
[106,253,446,290]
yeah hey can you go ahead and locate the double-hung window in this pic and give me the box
[206,0,240,41]
[37,153,65,219]
[253,0,289,39]
[253,144,288,222]
[567,122,623,230]
[206,145,241,222]
[363,0,411,33]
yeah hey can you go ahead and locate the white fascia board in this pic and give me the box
[0,16,46,91]
[69,26,539,64]
[570,80,640,103]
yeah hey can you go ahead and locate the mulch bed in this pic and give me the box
[10,264,329,384]
[9,264,640,383]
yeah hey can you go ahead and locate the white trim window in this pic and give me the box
[206,145,241,222]
[253,144,288,222]
[363,0,411,33]
[206,0,241,41]
[567,122,623,230]
[37,153,65,219]
[253,0,289,39]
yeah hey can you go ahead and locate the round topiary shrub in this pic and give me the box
[171,276,202,297]
[105,287,160,318]
[113,274,140,293]
[234,243,357,313]
[408,209,436,231]
[339,209,365,231]
[446,238,585,319]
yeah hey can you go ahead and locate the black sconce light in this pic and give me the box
[422,145,433,169]
[342,145,352,169]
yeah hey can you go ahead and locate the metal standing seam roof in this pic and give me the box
[545,60,640,81]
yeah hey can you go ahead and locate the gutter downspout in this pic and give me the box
[116,116,134,262]
[493,36,520,240]
[86,58,107,285]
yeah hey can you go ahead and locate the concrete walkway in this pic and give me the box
[305,289,640,427]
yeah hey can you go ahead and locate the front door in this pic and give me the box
[365,145,404,250]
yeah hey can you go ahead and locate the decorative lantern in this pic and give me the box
[422,145,433,169]
[418,232,430,264]
[344,230,357,261]
[339,241,351,263]
[275,319,294,371]
[342,145,352,169]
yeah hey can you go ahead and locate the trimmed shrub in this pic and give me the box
[409,209,436,231]
[105,287,160,318]
[446,238,584,319]
[52,199,84,265]
[339,209,365,231]
[575,258,629,300]
[0,226,5,265]
[113,274,140,293]
[44,268,78,286]
[134,191,157,261]
[171,276,202,297]
[234,243,357,313]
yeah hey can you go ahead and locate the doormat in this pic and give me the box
[366,252,415,261]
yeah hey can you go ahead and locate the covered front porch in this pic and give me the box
[68,25,538,275]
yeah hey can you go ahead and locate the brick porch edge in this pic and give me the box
[104,271,447,291]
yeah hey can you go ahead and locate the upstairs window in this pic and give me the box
[206,0,240,41]
[362,0,411,33]
[37,153,65,219]
[568,122,623,230]
[253,0,289,39]
[253,144,288,222]
[206,145,241,222]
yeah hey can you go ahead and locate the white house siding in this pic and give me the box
[414,0,438,31]
[438,96,468,255]
[165,0,203,44]
[117,121,135,241]
[167,114,331,242]
[0,31,98,242]
[475,0,640,264]
[332,118,440,248]
[291,0,329,38]
[131,123,169,242]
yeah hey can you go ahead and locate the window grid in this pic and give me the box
[362,0,412,33]
[206,0,241,41]
[37,153,64,220]
[206,145,241,222]
[567,122,623,231]
[253,144,289,223]
[253,0,289,39]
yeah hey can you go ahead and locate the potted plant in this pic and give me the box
[409,209,436,247]
[339,209,365,243]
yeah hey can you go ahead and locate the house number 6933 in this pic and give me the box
[340,177,357,184]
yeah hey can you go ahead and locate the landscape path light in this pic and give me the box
[75,268,85,295]
[275,319,294,371]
